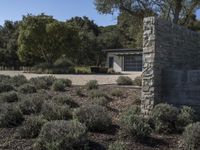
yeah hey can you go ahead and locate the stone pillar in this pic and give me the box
[141,17,157,116]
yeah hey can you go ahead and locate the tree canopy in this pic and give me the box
[94,0,200,48]
[0,9,200,69]
[18,14,80,65]
[0,21,20,68]
[94,0,200,24]
[66,16,122,65]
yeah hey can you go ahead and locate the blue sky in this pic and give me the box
[0,0,118,26]
[0,0,199,26]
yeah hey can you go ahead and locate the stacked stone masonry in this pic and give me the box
[142,17,200,115]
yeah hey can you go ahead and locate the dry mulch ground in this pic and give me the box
[0,85,182,150]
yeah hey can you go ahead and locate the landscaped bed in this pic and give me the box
[0,75,198,150]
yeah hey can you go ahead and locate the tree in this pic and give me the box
[66,16,101,65]
[94,0,200,24]
[18,14,80,65]
[66,16,123,66]
[98,25,123,49]
[0,21,20,68]
[155,0,200,24]
[67,16,100,36]
[117,12,143,48]
[94,0,200,50]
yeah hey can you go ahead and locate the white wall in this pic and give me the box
[106,53,123,72]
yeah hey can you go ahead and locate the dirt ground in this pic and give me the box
[0,85,182,150]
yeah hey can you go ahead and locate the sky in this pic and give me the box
[0,0,118,26]
[0,0,200,27]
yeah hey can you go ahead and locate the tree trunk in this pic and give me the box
[173,0,183,24]
[182,1,199,26]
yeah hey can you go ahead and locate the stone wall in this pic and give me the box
[142,17,200,115]
[162,70,200,112]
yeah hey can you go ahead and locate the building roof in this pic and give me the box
[102,48,142,53]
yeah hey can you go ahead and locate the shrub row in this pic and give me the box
[85,80,98,90]
[0,105,24,127]
[52,79,72,91]
[0,91,18,103]
[120,105,152,140]
[41,102,72,121]
[16,116,46,138]
[74,105,112,132]
[30,76,55,89]
[151,104,195,133]
[183,122,200,150]
[34,120,87,150]
[116,76,142,86]
[53,95,79,108]
[0,75,28,87]
[19,94,43,115]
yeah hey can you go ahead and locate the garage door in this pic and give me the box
[124,55,142,71]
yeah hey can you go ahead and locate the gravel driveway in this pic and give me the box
[0,71,142,85]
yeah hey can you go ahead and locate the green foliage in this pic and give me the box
[0,75,11,82]
[99,24,123,49]
[108,141,126,150]
[0,91,18,103]
[16,116,46,139]
[92,96,109,106]
[94,0,200,26]
[122,105,141,116]
[177,106,195,132]
[60,79,72,87]
[67,66,76,74]
[74,105,112,131]
[151,103,179,133]
[75,66,91,74]
[52,79,71,91]
[41,102,71,121]
[66,16,104,66]
[0,105,24,127]
[0,15,123,67]
[18,84,37,94]
[90,66,108,73]
[31,62,76,74]
[120,105,151,140]
[133,76,142,86]
[32,57,76,74]
[89,89,108,99]
[19,94,43,115]
[116,76,133,85]
[52,95,79,108]
[18,14,80,64]
[85,80,98,90]
[34,120,87,150]
[0,75,27,88]
[8,75,28,87]
[30,76,56,89]
[0,83,14,93]
[53,57,74,68]
[76,88,84,97]
[52,80,65,91]
[110,88,123,97]
[118,12,143,48]
[183,122,200,150]
[0,21,20,68]
[94,0,200,48]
